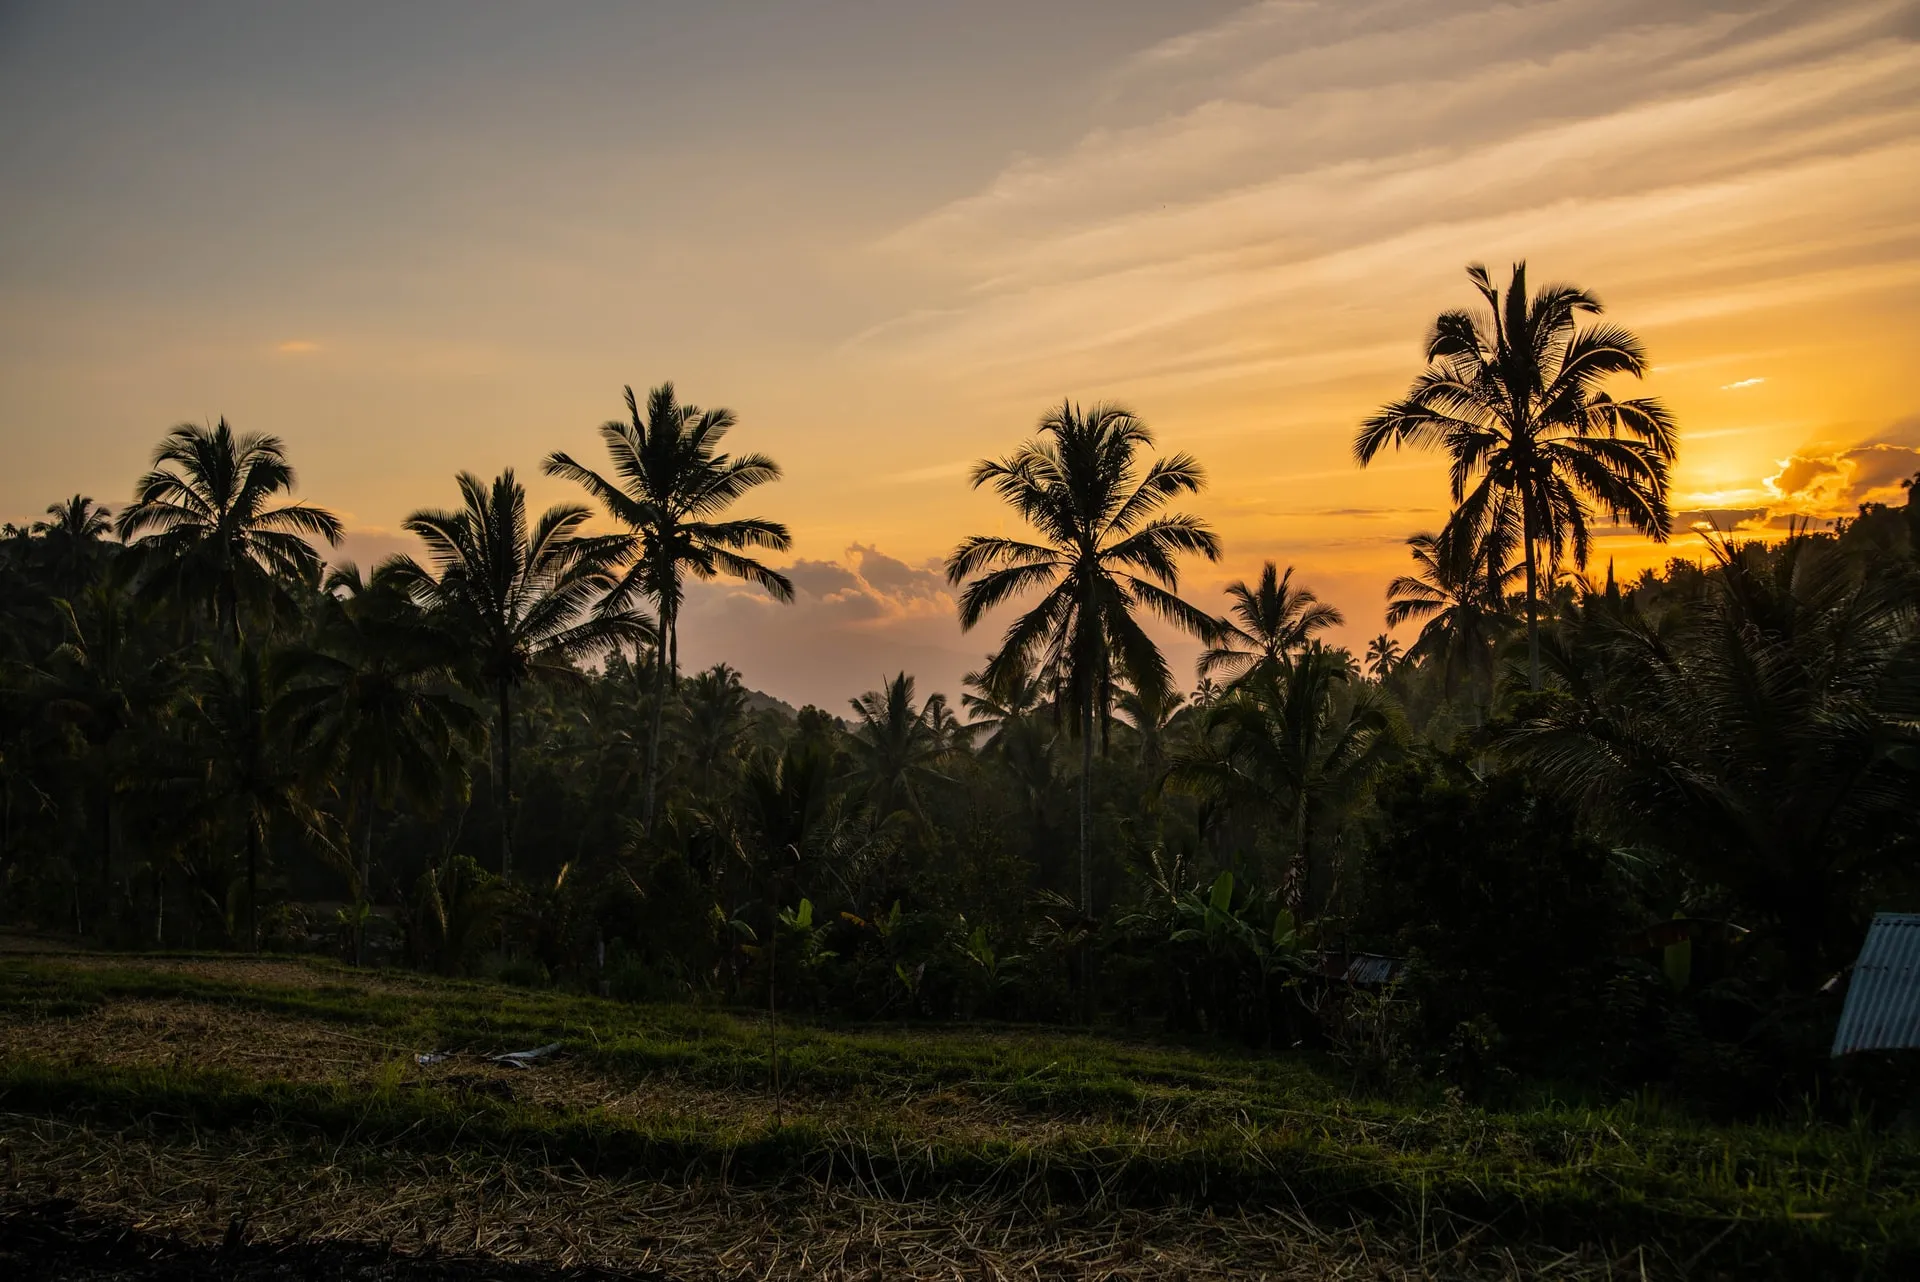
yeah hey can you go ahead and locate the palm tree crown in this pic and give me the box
[846,672,948,822]
[1355,262,1675,688]
[116,421,342,643]
[1199,562,1343,684]
[34,494,114,541]
[544,383,793,834]
[946,400,1221,913]
[1385,529,1521,707]
[1169,647,1397,915]
[33,495,115,595]
[959,652,1052,754]
[390,469,652,877]
[1364,633,1403,681]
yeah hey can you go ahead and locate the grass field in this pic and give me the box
[1,948,1914,1279]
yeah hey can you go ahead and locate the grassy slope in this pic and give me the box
[2,952,1914,1279]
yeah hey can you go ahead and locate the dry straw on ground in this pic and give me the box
[0,952,1697,1279]
[0,1115,1651,1280]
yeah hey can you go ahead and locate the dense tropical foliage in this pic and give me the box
[3,282,1917,1121]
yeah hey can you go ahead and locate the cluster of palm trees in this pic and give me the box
[3,382,794,948]
[4,259,1912,1043]
[1355,262,1676,691]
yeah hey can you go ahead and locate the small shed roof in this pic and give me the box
[1310,951,1404,986]
[1832,913,1920,1057]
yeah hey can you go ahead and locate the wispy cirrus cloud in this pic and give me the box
[857,0,1920,403]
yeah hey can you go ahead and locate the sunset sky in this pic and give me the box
[3,0,1917,710]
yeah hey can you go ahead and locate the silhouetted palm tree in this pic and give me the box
[678,663,752,798]
[1169,648,1397,915]
[545,384,793,835]
[947,400,1221,913]
[1356,263,1675,688]
[1503,532,1920,986]
[847,672,946,823]
[960,652,1052,753]
[1386,529,1521,709]
[32,495,114,595]
[1364,634,1402,681]
[40,581,174,918]
[1198,562,1342,685]
[191,647,336,950]
[922,692,971,754]
[274,566,483,962]
[1115,681,1186,774]
[116,421,342,646]
[389,470,651,878]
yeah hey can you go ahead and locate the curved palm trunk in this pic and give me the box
[495,679,514,880]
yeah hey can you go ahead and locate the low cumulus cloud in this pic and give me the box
[1765,437,1920,514]
[676,545,971,710]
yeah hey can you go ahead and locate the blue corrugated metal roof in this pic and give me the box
[1309,951,1403,986]
[1832,913,1920,1056]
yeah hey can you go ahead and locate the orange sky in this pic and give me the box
[3,1,1917,709]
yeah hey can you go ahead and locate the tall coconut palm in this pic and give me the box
[960,653,1052,754]
[389,470,652,878]
[678,662,752,799]
[191,646,336,950]
[946,401,1221,913]
[1198,562,1342,685]
[1169,648,1398,915]
[116,421,342,645]
[273,567,483,962]
[1114,680,1186,775]
[1364,634,1403,681]
[1387,528,1523,710]
[32,495,115,595]
[544,384,793,835]
[1355,262,1676,689]
[40,581,175,917]
[847,672,948,823]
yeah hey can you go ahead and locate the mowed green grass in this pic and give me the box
[2,952,1915,1278]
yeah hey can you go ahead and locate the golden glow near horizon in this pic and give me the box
[2,1,1916,707]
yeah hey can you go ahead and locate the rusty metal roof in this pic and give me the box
[1832,913,1920,1057]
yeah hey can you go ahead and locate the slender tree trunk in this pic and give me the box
[496,679,514,880]
[246,821,260,952]
[154,862,164,947]
[768,898,782,1127]
[1078,685,1096,1026]
[1523,495,1541,691]
[219,570,241,658]
[99,783,114,932]
[643,622,670,838]
[1286,795,1309,917]
[356,788,374,967]
[1078,695,1093,915]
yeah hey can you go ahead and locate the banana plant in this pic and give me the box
[776,896,838,971]
[959,920,1028,1014]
